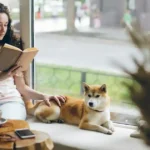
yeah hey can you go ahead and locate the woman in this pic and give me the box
[122,9,132,28]
[0,3,65,120]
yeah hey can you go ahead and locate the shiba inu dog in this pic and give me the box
[29,83,114,134]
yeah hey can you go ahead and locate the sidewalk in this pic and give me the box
[78,27,130,41]
[71,27,130,42]
[13,18,130,42]
[34,18,130,42]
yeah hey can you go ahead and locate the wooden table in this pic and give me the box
[0,120,54,150]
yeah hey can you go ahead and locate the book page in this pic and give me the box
[24,47,38,52]
[0,45,22,71]
[3,44,22,51]
[16,49,39,71]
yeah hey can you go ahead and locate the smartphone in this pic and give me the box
[15,128,35,139]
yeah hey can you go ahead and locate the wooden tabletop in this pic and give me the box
[0,120,54,150]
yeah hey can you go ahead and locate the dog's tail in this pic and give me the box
[27,101,42,116]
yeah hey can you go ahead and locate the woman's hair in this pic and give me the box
[0,3,23,49]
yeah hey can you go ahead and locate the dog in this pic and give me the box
[28,83,114,134]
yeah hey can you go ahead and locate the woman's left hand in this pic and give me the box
[0,65,21,81]
[42,95,66,107]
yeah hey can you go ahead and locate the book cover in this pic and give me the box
[17,48,39,71]
[0,44,39,72]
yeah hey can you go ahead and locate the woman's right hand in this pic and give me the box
[0,65,22,81]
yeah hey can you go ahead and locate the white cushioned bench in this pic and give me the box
[27,116,150,150]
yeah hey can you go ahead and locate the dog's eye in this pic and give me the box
[88,94,91,97]
[95,95,100,98]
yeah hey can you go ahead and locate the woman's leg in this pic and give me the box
[0,101,27,120]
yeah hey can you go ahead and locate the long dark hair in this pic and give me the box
[0,3,23,49]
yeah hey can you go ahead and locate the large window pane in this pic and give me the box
[34,0,149,126]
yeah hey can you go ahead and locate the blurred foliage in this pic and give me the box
[35,63,134,105]
[123,23,150,145]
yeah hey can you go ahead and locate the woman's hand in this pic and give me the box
[0,65,21,81]
[42,95,66,107]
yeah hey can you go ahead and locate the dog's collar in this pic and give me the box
[94,109,104,112]
[89,107,104,112]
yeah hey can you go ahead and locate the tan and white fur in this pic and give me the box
[28,83,114,134]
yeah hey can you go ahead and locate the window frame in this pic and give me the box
[19,0,35,88]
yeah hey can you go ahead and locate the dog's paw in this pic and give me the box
[40,119,52,124]
[56,119,64,123]
[46,120,53,124]
[103,121,115,132]
[108,125,115,132]
[107,130,113,135]
[45,119,65,124]
[101,128,113,135]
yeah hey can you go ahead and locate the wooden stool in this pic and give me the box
[0,120,54,150]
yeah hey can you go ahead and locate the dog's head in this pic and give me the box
[83,83,110,111]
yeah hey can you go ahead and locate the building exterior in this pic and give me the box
[135,0,150,31]
[90,0,126,28]
[90,0,150,31]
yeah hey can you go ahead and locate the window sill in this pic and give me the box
[27,117,148,150]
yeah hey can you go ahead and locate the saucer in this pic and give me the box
[0,118,7,125]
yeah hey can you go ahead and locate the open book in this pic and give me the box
[0,44,39,71]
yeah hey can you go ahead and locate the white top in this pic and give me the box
[0,76,23,102]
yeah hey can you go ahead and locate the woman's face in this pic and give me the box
[0,13,8,40]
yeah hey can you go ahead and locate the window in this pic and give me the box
[18,0,148,126]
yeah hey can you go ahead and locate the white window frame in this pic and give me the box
[19,0,35,88]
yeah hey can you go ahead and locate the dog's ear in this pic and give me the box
[83,82,90,92]
[100,84,107,92]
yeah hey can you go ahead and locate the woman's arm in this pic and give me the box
[0,65,21,81]
[14,73,66,106]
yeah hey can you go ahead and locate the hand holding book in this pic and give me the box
[0,44,39,72]
[0,65,21,81]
